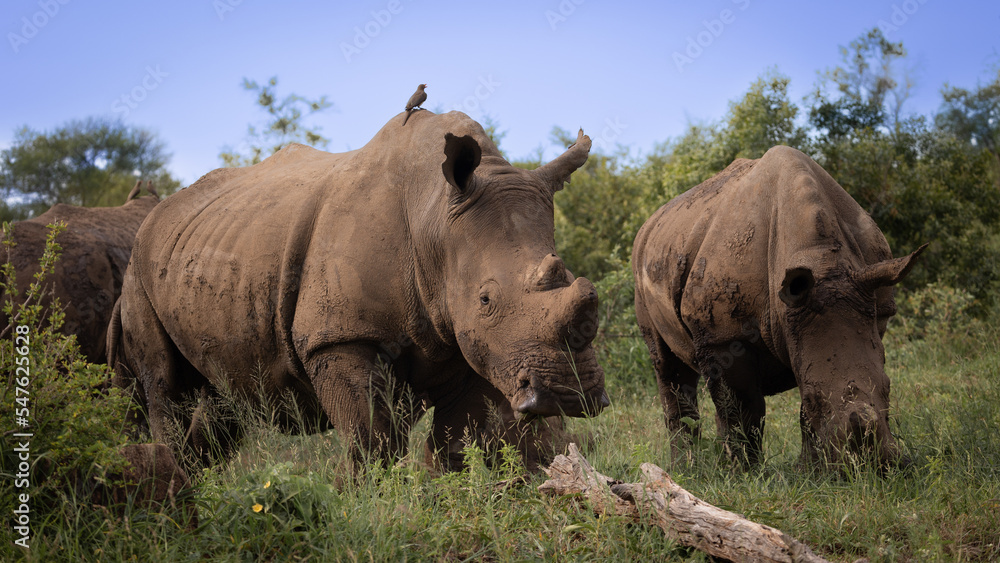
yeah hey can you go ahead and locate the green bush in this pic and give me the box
[891,283,983,342]
[0,221,132,543]
[589,255,654,397]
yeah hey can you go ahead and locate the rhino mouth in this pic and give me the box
[500,344,608,418]
[800,391,904,470]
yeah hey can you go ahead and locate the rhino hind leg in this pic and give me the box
[118,288,216,462]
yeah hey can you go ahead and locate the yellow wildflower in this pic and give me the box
[252,503,263,513]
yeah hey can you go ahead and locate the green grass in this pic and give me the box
[5,318,999,562]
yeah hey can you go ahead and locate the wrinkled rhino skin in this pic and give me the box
[2,183,159,363]
[633,146,925,468]
[110,110,608,470]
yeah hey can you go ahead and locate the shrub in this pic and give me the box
[0,221,132,530]
[891,283,982,342]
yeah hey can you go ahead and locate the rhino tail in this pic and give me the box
[107,297,124,379]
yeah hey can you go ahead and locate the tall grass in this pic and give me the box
[5,282,999,562]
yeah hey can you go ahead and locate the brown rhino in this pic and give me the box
[109,110,608,470]
[2,181,159,363]
[633,146,924,468]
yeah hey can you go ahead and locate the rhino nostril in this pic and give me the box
[516,371,530,390]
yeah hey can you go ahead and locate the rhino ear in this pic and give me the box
[779,267,815,307]
[126,180,142,202]
[534,128,592,193]
[857,243,929,291]
[442,133,482,193]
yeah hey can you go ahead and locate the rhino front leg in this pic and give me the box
[427,369,554,472]
[306,343,420,468]
[707,372,765,466]
[641,326,701,459]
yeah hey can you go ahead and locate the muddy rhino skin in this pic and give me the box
[110,111,608,470]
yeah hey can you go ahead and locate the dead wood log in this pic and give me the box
[539,443,831,563]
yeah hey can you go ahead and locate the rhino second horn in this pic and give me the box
[534,253,569,289]
[533,128,592,192]
[857,243,929,290]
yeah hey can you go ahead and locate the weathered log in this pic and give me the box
[539,443,831,563]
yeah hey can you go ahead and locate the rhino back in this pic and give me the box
[130,144,412,384]
[4,197,159,361]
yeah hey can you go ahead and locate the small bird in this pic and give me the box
[403,84,427,126]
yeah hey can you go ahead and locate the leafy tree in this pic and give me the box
[0,117,179,221]
[551,70,808,281]
[804,33,1000,307]
[809,28,910,136]
[717,69,808,160]
[541,127,658,280]
[936,70,1000,181]
[655,124,725,200]
[816,116,1000,305]
[219,77,333,167]
[479,114,508,160]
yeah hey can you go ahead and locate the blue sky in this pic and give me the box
[3,1,998,186]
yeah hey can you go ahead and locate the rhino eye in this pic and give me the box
[479,281,501,316]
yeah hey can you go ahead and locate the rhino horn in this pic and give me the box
[533,128,592,192]
[857,243,929,290]
[126,180,142,202]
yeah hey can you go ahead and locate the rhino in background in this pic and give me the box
[109,110,608,470]
[633,145,925,468]
[2,181,160,363]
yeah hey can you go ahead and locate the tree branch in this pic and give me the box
[539,443,833,563]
